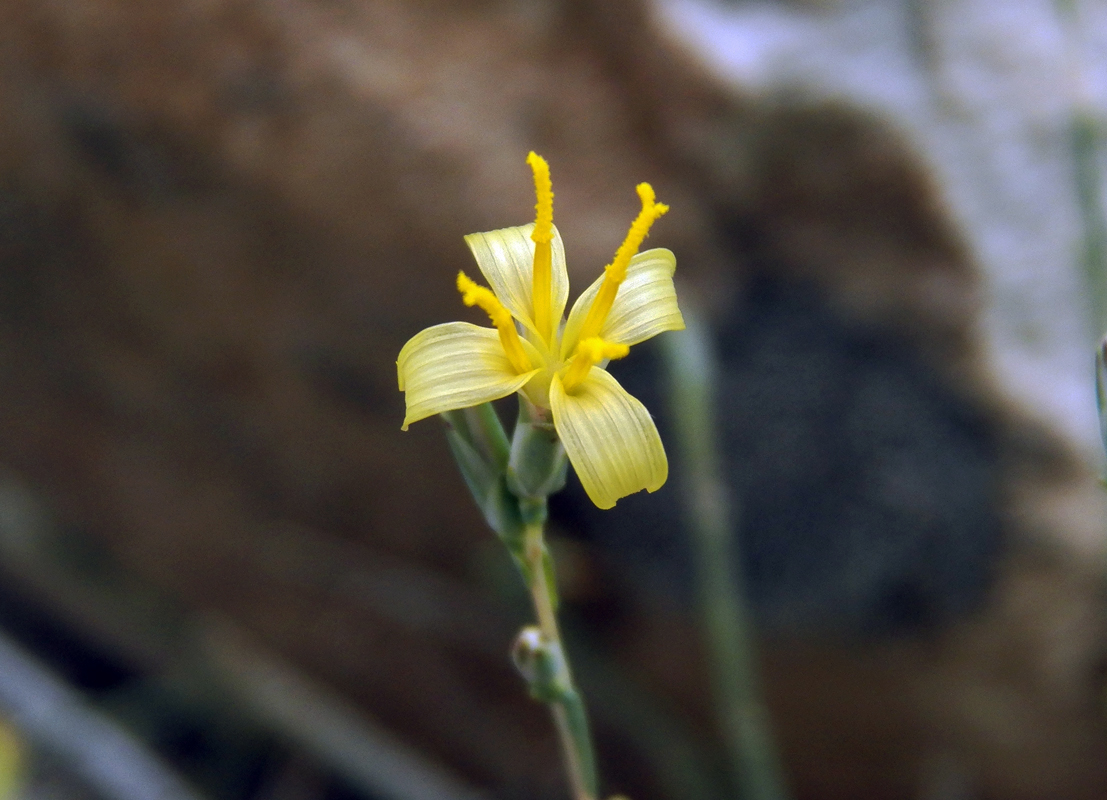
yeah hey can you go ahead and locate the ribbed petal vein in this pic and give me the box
[397,322,541,429]
[549,368,668,509]
[464,223,569,340]
[561,248,683,360]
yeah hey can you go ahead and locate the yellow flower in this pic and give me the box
[397,153,684,509]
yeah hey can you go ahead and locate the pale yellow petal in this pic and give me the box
[549,368,668,509]
[397,322,540,429]
[464,223,569,338]
[561,248,684,360]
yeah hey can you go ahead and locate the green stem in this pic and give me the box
[1057,0,1107,338]
[524,521,598,800]
[661,310,790,800]
[1073,111,1107,339]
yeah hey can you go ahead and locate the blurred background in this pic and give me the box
[0,0,1105,798]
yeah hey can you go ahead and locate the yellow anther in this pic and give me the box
[527,152,555,345]
[576,182,669,343]
[561,337,630,393]
[608,183,669,283]
[527,152,554,244]
[457,271,533,375]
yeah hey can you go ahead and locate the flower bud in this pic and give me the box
[510,626,569,703]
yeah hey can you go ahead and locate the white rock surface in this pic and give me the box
[658,0,1107,460]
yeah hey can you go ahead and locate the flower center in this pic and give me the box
[561,337,629,393]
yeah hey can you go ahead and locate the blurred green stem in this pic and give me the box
[1073,111,1107,338]
[1057,0,1107,337]
[661,308,790,800]
[523,519,598,800]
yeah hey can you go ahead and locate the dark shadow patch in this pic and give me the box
[61,102,213,202]
[555,273,1001,638]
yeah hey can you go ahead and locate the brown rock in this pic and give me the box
[0,1,1103,798]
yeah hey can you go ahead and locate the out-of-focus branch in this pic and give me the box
[661,306,790,800]
[0,630,204,800]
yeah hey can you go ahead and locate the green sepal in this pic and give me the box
[442,412,526,550]
[484,479,527,552]
[507,396,568,499]
[464,403,511,472]
[442,412,497,501]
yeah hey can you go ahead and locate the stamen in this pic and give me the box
[561,337,630,393]
[527,152,554,244]
[575,183,669,343]
[527,152,554,345]
[457,271,533,375]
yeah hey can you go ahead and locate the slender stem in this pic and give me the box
[524,522,598,800]
[525,524,559,639]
